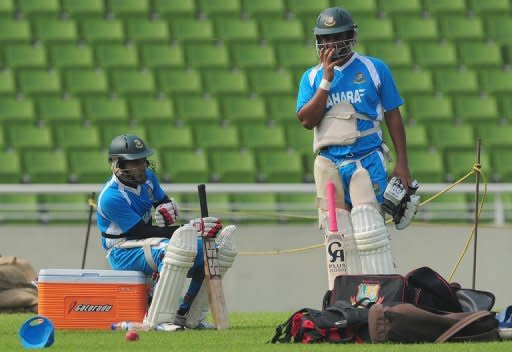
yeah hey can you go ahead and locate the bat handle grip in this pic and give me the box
[198,184,208,217]
[326,181,338,233]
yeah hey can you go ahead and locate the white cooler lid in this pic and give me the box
[38,269,147,284]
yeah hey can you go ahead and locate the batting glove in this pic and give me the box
[155,199,179,227]
[395,194,420,230]
[189,217,222,238]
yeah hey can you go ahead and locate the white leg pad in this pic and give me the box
[145,225,197,328]
[314,155,346,229]
[185,225,237,328]
[351,205,396,274]
[335,209,362,275]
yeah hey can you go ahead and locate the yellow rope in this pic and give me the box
[448,163,487,282]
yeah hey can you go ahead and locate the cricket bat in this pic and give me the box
[325,181,347,290]
[197,184,229,330]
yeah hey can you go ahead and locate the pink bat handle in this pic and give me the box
[326,181,338,233]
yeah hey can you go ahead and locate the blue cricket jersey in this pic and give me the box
[97,169,166,249]
[296,52,403,157]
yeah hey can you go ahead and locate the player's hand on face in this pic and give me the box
[189,217,222,238]
[155,199,179,227]
[320,48,343,82]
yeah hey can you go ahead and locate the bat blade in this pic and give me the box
[198,184,230,330]
[325,181,347,290]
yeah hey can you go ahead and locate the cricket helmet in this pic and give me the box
[108,134,154,186]
[314,7,357,61]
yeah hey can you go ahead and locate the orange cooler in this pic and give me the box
[38,269,149,329]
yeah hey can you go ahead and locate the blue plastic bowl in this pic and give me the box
[19,316,55,349]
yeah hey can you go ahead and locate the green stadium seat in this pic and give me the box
[38,97,81,124]
[330,0,377,16]
[100,124,147,148]
[287,0,328,17]
[153,0,196,17]
[413,42,458,68]
[214,18,259,42]
[108,0,149,16]
[17,0,59,15]
[393,68,434,95]
[0,70,15,94]
[8,125,52,149]
[430,125,474,151]
[50,44,94,68]
[257,150,303,182]
[458,42,502,68]
[240,125,286,150]
[0,194,39,223]
[81,19,124,43]
[0,19,31,42]
[68,149,109,183]
[303,153,314,181]
[62,0,104,16]
[366,42,412,68]
[433,68,479,95]
[5,44,46,68]
[0,0,13,16]
[229,193,277,222]
[423,0,467,15]
[468,0,510,14]
[259,18,304,42]
[355,17,394,42]
[492,150,512,181]
[210,150,256,182]
[453,96,499,123]
[478,126,512,150]
[147,124,194,150]
[203,69,248,96]
[111,70,155,95]
[19,70,61,95]
[23,150,68,183]
[65,69,108,95]
[186,43,230,68]
[221,96,267,124]
[248,69,294,95]
[242,0,285,18]
[408,96,453,123]
[267,96,297,124]
[439,16,484,41]
[39,193,89,223]
[394,17,439,41]
[0,150,21,183]
[378,0,422,16]
[0,126,4,150]
[34,19,77,42]
[485,16,512,45]
[408,150,444,182]
[141,44,184,68]
[0,97,34,122]
[197,0,241,17]
[54,125,100,149]
[405,125,429,149]
[194,125,239,149]
[480,69,512,94]
[419,193,469,223]
[96,44,138,68]
[231,43,276,68]
[84,97,127,123]
[175,95,220,123]
[146,122,195,150]
[161,150,209,183]
[499,96,512,122]
[157,69,202,94]
[286,125,312,153]
[125,19,169,42]
[130,97,174,123]
[183,193,231,216]
[445,150,490,181]
[170,19,214,42]
[276,43,317,68]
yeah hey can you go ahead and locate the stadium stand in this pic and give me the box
[0,0,510,223]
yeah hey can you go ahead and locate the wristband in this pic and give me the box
[319,79,331,91]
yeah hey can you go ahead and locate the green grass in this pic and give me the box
[1,312,509,351]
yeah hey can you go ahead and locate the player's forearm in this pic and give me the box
[384,109,408,167]
[123,221,181,239]
[297,89,330,129]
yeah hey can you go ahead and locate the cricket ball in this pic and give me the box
[125,330,139,342]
